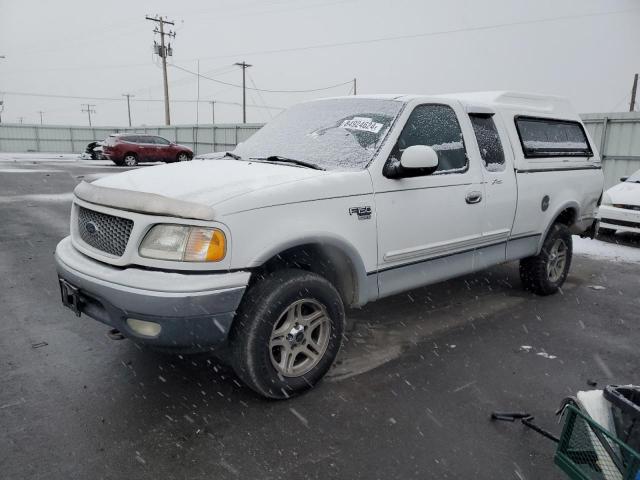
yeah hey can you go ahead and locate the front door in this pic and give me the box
[371,102,486,298]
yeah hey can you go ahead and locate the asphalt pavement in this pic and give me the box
[1,156,638,480]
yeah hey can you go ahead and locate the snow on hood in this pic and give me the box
[605,181,640,206]
[92,158,330,208]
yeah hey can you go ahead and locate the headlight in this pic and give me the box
[601,191,613,206]
[139,224,226,262]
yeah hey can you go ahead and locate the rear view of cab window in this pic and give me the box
[515,116,592,158]
[469,114,505,172]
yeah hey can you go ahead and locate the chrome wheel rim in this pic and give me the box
[124,155,136,166]
[269,299,331,377]
[547,238,567,283]
[178,153,188,161]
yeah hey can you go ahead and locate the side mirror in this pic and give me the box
[620,176,628,182]
[400,145,439,170]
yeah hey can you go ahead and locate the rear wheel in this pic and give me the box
[123,153,138,166]
[230,269,345,399]
[520,223,572,296]
[177,152,191,162]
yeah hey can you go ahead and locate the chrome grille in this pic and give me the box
[77,206,133,256]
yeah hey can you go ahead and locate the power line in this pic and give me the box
[1,90,284,110]
[169,63,353,93]
[188,7,640,61]
[248,71,274,120]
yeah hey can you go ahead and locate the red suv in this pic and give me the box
[102,134,193,166]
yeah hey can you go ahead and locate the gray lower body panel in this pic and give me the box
[55,240,248,351]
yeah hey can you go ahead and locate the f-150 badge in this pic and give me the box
[349,206,372,220]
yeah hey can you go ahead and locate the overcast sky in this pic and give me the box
[1,0,639,126]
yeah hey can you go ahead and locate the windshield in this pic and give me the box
[626,169,640,182]
[234,98,404,171]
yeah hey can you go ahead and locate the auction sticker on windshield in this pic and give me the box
[339,117,383,134]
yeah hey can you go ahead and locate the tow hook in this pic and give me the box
[107,328,126,341]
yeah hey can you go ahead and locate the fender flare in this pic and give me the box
[248,233,373,306]
[537,200,580,253]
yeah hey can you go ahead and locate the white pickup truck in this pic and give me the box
[55,91,603,398]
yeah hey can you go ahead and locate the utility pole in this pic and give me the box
[122,94,134,126]
[234,61,252,123]
[353,78,357,95]
[81,104,96,127]
[209,100,216,125]
[18,116,24,124]
[146,15,175,125]
[37,111,44,125]
[630,73,639,112]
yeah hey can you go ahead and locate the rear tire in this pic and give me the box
[520,223,572,296]
[123,153,138,166]
[230,269,345,399]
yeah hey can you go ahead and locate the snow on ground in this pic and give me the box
[0,153,81,162]
[573,236,640,264]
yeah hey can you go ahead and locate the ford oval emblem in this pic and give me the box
[85,221,98,235]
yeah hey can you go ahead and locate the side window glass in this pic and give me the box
[387,104,467,177]
[155,136,170,145]
[140,136,154,144]
[515,117,592,158]
[469,114,505,172]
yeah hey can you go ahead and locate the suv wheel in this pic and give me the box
[177,152,191,162]
[123,153,138,166]
[230,269,345,399]
[519,223,572,295]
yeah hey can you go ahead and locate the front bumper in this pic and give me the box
[597,205,640,234]
[54,236,250,350]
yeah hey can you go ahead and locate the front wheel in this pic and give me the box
[230,269,345,399]
[520,223,573,296]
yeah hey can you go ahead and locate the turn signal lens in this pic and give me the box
[184,228,226,262]
[139,224,226,262]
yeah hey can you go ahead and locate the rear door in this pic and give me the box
[467,110,517,266]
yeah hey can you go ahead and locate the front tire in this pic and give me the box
[177,152,191,162]
[230,269,345,399]
[520,223,572,296]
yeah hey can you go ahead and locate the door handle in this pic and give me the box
[465,191,482,204]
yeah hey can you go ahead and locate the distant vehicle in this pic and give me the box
[83,141,105,160]
[55,92,603,399]
[102,134,193,166]
[598,169,640,235]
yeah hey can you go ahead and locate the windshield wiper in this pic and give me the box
[223,151,242,160]
[250,155,325,170]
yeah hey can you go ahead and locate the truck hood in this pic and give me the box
[605,181,640,206]
[92,159,329,206]
[79,159,367,220]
